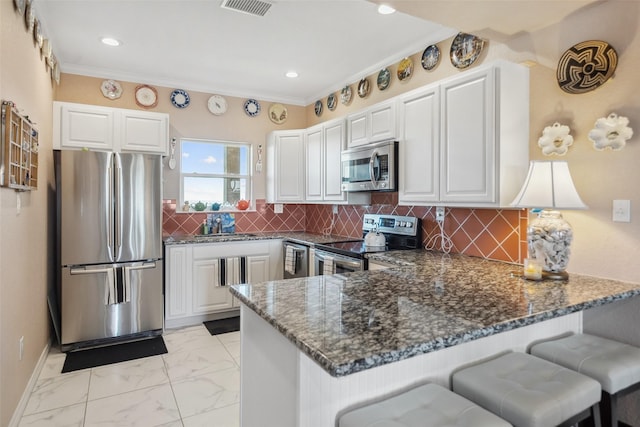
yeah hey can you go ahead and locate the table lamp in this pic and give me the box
[510,161,587,280]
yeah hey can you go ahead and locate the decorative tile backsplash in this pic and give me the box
[163,195,527,263]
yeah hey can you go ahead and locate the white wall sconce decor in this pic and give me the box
[588,113,633,151]
[538,122,573,156]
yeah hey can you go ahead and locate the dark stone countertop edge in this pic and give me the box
[230,285,640,377]
[163,231,355,246]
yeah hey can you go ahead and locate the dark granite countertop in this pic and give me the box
[163,231,355,246]
[230,250,640,377]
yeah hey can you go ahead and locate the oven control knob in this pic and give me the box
[380,183,387,188]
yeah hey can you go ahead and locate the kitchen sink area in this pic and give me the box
[194,233,258,240]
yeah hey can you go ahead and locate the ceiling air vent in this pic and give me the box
[221,0,273,17]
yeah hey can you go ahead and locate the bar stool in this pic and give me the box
[451,351,602,427]
[531,333,640,427]
[336,382,512,427]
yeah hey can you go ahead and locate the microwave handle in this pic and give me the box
[369,150,379,189]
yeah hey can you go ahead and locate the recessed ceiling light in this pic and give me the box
[377,4,396,15]
[101,37,121,47]
[286,71,298,78]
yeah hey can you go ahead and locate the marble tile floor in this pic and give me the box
[18,325,241,427]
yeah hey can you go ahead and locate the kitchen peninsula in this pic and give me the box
[230,250,640,427]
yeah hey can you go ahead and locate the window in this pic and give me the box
[180,139,252,210]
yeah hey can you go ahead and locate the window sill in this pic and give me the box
[174,209,256,214]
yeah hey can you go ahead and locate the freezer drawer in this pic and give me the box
[61,260,163,350]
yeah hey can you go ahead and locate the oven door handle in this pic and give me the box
[369,150,380,189]
[316,251,362,269]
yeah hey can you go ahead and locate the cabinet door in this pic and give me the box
[58,103,115,150]
[369,100,396,142]
[398,86,440,205]
[245,255,270,284]
[120,110,169,154]
[165,246,190,320]
[347,100,396,148]
[346,111,368,148]
[440,68,496,203]
[267,131,305,202]
[305,126,323,201]
[192,257,235,314]
[323,120,346,201]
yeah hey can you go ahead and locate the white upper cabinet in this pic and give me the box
[305,125,324,201]
[346,99,396,148]
[440,67,496,204]
[54,101,169,154]
[397,84,440,205]
[398,60,529,207]
[304,119,349,203]
[266,130,306,203]
[120,109,170,154]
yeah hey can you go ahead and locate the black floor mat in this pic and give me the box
[62,336,167,373]
[204,316,240,335]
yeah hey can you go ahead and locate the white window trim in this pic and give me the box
[178,138,254,213]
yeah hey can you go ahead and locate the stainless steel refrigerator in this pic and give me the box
[55,150,163,351]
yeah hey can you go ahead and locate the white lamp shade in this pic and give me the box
[510,161,587,209]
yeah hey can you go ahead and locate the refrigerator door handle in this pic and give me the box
[70,266,117,305]
[107,165,114,255]
[114,156,122,255]
[123,262,157,303]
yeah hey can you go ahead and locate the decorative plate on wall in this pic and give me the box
[135,85,158,108]
[244,98,261,116]
[397,57,413,81]
[268,103,288,124]
[25,1,34,32]
[588,113,633,151]
[450,32,485,69]
[101,79,123,99]
[357,78,370,98]
[14,0,25,15]
[340,85,352,105]
[314,100,323,117]
[556,40,618,94]
[327,93,337,111]
[421,44,440,70]
[170,89,190,108]
[33,17,43,48]
[207,95,227,115]
[537,122,573,156]
[377,68,391,91]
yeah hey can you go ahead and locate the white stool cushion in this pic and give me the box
[531,333,640,394]
[452,352,601,427]
[338,383,512,427]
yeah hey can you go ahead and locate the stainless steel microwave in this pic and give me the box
[341,140,398,192]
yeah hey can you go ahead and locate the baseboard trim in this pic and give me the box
[8,341,51,427]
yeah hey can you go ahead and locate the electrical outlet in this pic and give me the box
[332,205,338,214]
[19,336,24,361]
[435,206,445,223]
[613,199,631,222]
[274,203,283,214]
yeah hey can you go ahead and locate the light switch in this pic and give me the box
[613,199,631,222]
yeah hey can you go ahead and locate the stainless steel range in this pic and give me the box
[313,214,421,275]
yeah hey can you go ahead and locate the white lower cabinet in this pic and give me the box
[165,239,282,328]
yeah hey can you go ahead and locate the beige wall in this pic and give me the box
[0,0,55,425]
[3,0,640,424]
[308,1,640,285]
[55,74,308,201]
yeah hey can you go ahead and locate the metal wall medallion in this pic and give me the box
[556,40,618,94]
